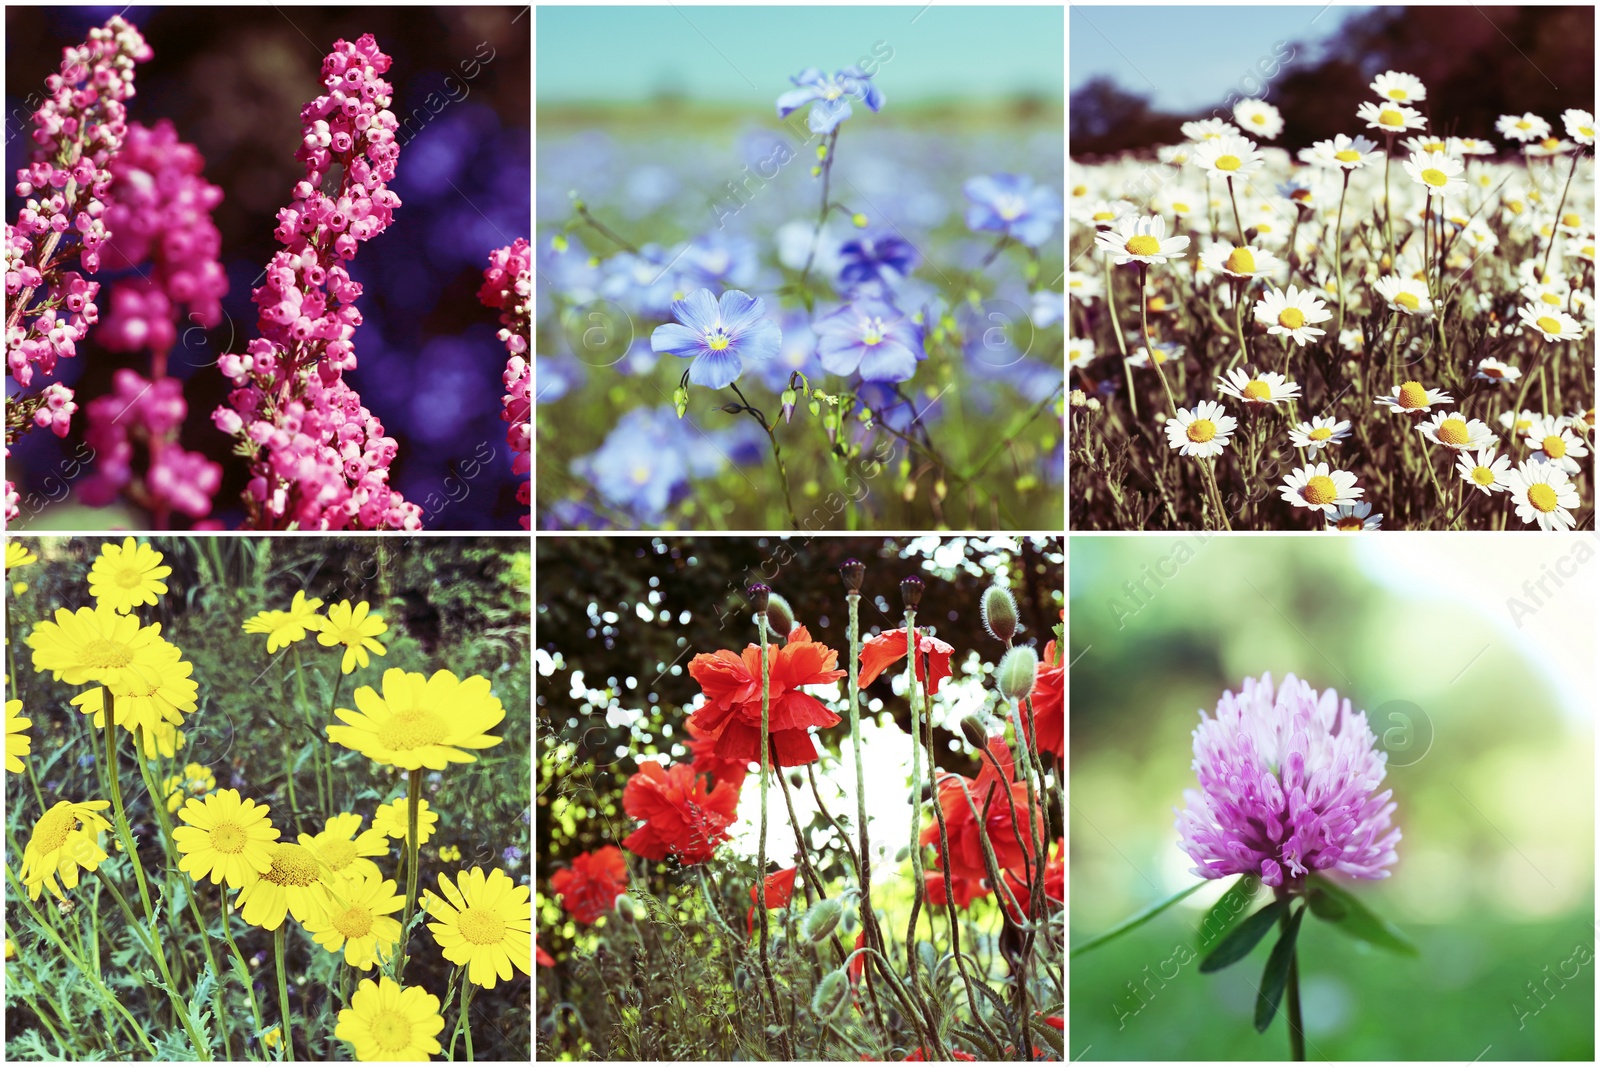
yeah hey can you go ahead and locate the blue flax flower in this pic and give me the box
[651,289,782,389]
[572,405,760,522]
[963,174,1063,248]
[816,299,926,383]
[838,231,919,289]
[776,67,884,134]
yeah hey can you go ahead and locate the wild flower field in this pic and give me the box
[535,536,1064,1060]
[3,536,531,1061]
[1069,81,1595,530]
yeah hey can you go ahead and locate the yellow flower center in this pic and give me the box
[1526,483,1558,512]
[1397,381,1429,409]
[112,566,146,589]
[33,806,76,854]
[332,904,374,940]
[1542,435,1567,459]
[1277,308,1306,329]
[371,1011,414,1053]
[1186,419,1217,443]
[1173,201,1191,213]
[1539,292,1562,305]
[705,330,731,351]
[1309,427,1334,440]
[383,709,449,752]
[1072,185,1088,196]
[1395,292,1420,310]
[1562,213,1582,227]
[630,465,652,486]
[458,906,507,945]
[81,639,134,670]
[318,837,359,871]
[1423,141,1445,152]
[1243,380,1272,400]
[1336,516,1365,530]
[1250,114,1266,125]
[1581,127,1595,138]
[1125,235,1161,256]
[1515,120,1532,130]
[1303,476,1339,505]
[1379,109,1405,127]
[1214,154,1242,171]
[1421,168,1448,187]
[211,821,248,855]
[1540,137,1560,150]
[1335,149,1361,163]
[1535,316,1563,335]
[261,843,321,888]
[1092,211,1115,221]
[1148,296,1168,311]
[1436,418,1471,445]
[1225,247,1256,273]
[1472,465,1496,486]
[1387,88,1408,101]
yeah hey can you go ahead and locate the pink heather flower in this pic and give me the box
[1176,672,1400,888]
[480,239,532,529]
[212,33,420,531]
[80,369,221,519]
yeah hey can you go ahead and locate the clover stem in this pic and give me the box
[1284,911,1306,1061]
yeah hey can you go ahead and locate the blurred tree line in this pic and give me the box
[1071,4,1596,156]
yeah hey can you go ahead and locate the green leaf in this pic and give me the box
[1306,875,1418,955]
[1199,896,1285,973]
[1254,902,1306,1032]
[1070,880,1206,958]
[1197,873,1260,951]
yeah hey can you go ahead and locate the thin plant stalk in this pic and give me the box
[1334,169,1351,335]
[902,606,926,979]
[1139,264,1178,416]
[1540,148,1583,280]
[754,612,788,1059]
[397,767,423,981]
[1283,909,1306,1061]
[218,882,272,1058]
[1226,175,1247,246]
[274,924,294,1061]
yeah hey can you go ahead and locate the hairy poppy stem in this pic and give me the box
[754,615,789,1059]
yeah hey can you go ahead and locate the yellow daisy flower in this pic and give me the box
[262,1027,283,1052]
[328,668,505,770]
[317,600,388,674]
[424,867,532,990]
[68,640,199,734]
[20,799,113,900]
[304,870,405,970]
[235,840,335,930]
[5,542,38,570]
[86,536,172,614]
[162,762,217,813]
[27,606,170,687]
[173,789,280,889]
[438,845,462,863]
[334,977,445,1062]
[372,798,438,847]
[299,812,390,883]
[6,698,32,773]
[242,591,327,653]
[4,938,14,960]
[139,721,186,760]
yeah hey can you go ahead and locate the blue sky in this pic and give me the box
[538,5,1063,103]
[1071,5,1374,111]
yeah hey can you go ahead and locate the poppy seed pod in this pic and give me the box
[960,714,992,751]
[996,646,1040,701]
[900,575,924,610]
[746,583,770,615]
[802,897,842,942]
[840,558,865,593]
[811,968,852,1020]
[765,592,796,639]
[981,583,1019,643]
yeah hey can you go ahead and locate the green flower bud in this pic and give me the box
[996,646,1040,701]
[551,233,569,253]
[960,714,992,751]
[614,894,638,924]
[811,968,852,1020]
[765,592,796,640]
[851,212,868,228]
[981,583,1019,643]
[802,897,842,942]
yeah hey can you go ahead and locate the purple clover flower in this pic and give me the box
[838,231,919,289]
[651,289,782,389]
[1177,673,1400,888]
[776,67,885,134]
[963,173,1063,248]
[815,299,926,383]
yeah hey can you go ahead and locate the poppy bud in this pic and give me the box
[802,897,842,942]
[840,558,865,593]
[900,575,924,610]
[960,714,991,751]
[997,646,1039,701]
[747,583,770,615]
[614,894,637,925]
[734,966,751,993]
[812,968,852,1020]
[765,593,796,639]
[981,584,1019,643]
[840,904,859,934]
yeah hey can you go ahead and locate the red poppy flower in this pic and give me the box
[746,866,798,936]
[1043,1015,1065,1031]
[1001,837,1065,923]
[549,845,628,925]
[925,847,991,908]
[685,716,750,792]
[536,939,555,967]
[921,737,1044,882]
[856,627,954,695]
[621,760,739,866]
[689,625,844,768]
[1022,639,1063,758]
[848,929,867,983]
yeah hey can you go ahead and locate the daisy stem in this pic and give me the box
[274,924,295,1061]
[448,971,476,1061]
[754,612,788,1059]
[1139,265,1177,418]
[1540,149,1582,281]
[1226,175,1247,247]
[1383,133,1397,264]
[219,882,272,1059]
[1422,448,1449,521]
[1230,280,1250,371]
[102,691,211,1060]
[398,766,423,981]
[1105,258,1136,419]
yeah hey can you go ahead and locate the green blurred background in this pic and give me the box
[1069,534,1595,1060]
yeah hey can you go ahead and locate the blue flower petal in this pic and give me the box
[858,81,885,112]
[737,318,782,363]
[809,97,852,134]
[717,289,765,331]
[791,67,827,87]
[858,339,921,383]
[689,349,743,389]
[670,288,721,333]
[651,322,702,358]
[776,85,823,118]
[818,335,864,376]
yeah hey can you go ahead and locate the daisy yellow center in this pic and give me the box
[1125,235,1161,256]
[1540,138,1559,150]
[458,906,507,945]
[1379,109,1405,127]
[1539,292,1562,305]
[1073,185,1088,196]
[1386,88,1407,101]
[1542,435,1567,459]
[1336,516,1365,530]
[1581,127,1594,137]
[1421,168,1448,187]
[1335,149,1361,162]
[382,708,449,751]
[319,837,359,871]
[1515,120,1532,130]
[1303,475,1339,505]
[262,843,321,888]
[1395,292,1420,309]
[1309,427,1334,440]
[1423,142,1445,152]
[111,566,147,589]
[1257,223,1273,233]
[1472,465,1496,485]
[1250,114,1266,125]
[1225,247,1256,273]
[1277,308,1305,329]
[210,821,248,855]
[1092,211,1114,221]
[1535,316,1562,335]
[1242,380,1271,400]
[332,904,374,940]
[1563,213,1582,227]
[81,639,135,670]
[370,1011,414,1053]
[1173,201,1191,212]
[33,806,77,854]
[1397,381,1429,408]
[1148,296,1168,311]
[1214,154,1242,172]
[1526,483,1558,512]
[1437,418,1471,445]
[1186,419,1216,443]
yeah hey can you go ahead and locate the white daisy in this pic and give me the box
[1192,134,1266,178]
[1417,410,1495,451]
[1555,209,1588,235]
[1068,337,1096,370]
[1077,199,1136,227]
[1570,407,1596,437]
[1338,327,1365,353]
[1498,408,1541,437]
[1506,460,1580,531]
[1401,135,1454,156]
[1524,136,1574,158]
[1157,143,1196,166]
[1164,400,1237,459]
[1198,241,1280,280]
[1515,302,1584,341]
[1280,463,1364,515]
[1302,133,1382,170]
[1520,275,1571,308]
[1373,275,1434,316]
[1154,186,1204,219]
[1375,380,1454,413]
[1473,357,1521,383]
[1496,112,1551,143]
[1324,501,1384,531]
[1181,118,1242,143]
[1066,271,1104,303]
[1289,416,1352,453]
[1456,137,1497,155]
[1253,285,1331,346]
[1233,98,1284,139]
[1402,150,1466,198]
[1524,415,1589,475]
[1370,70,1426,103]
[1126,341,1185,369]
[1216,367,1300,406]
[1561,108,1595,146]
[1358,100,1426,133]
[1566,234,1596,263]
[1455,447,1511,495]
[1093,214,1191,266]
